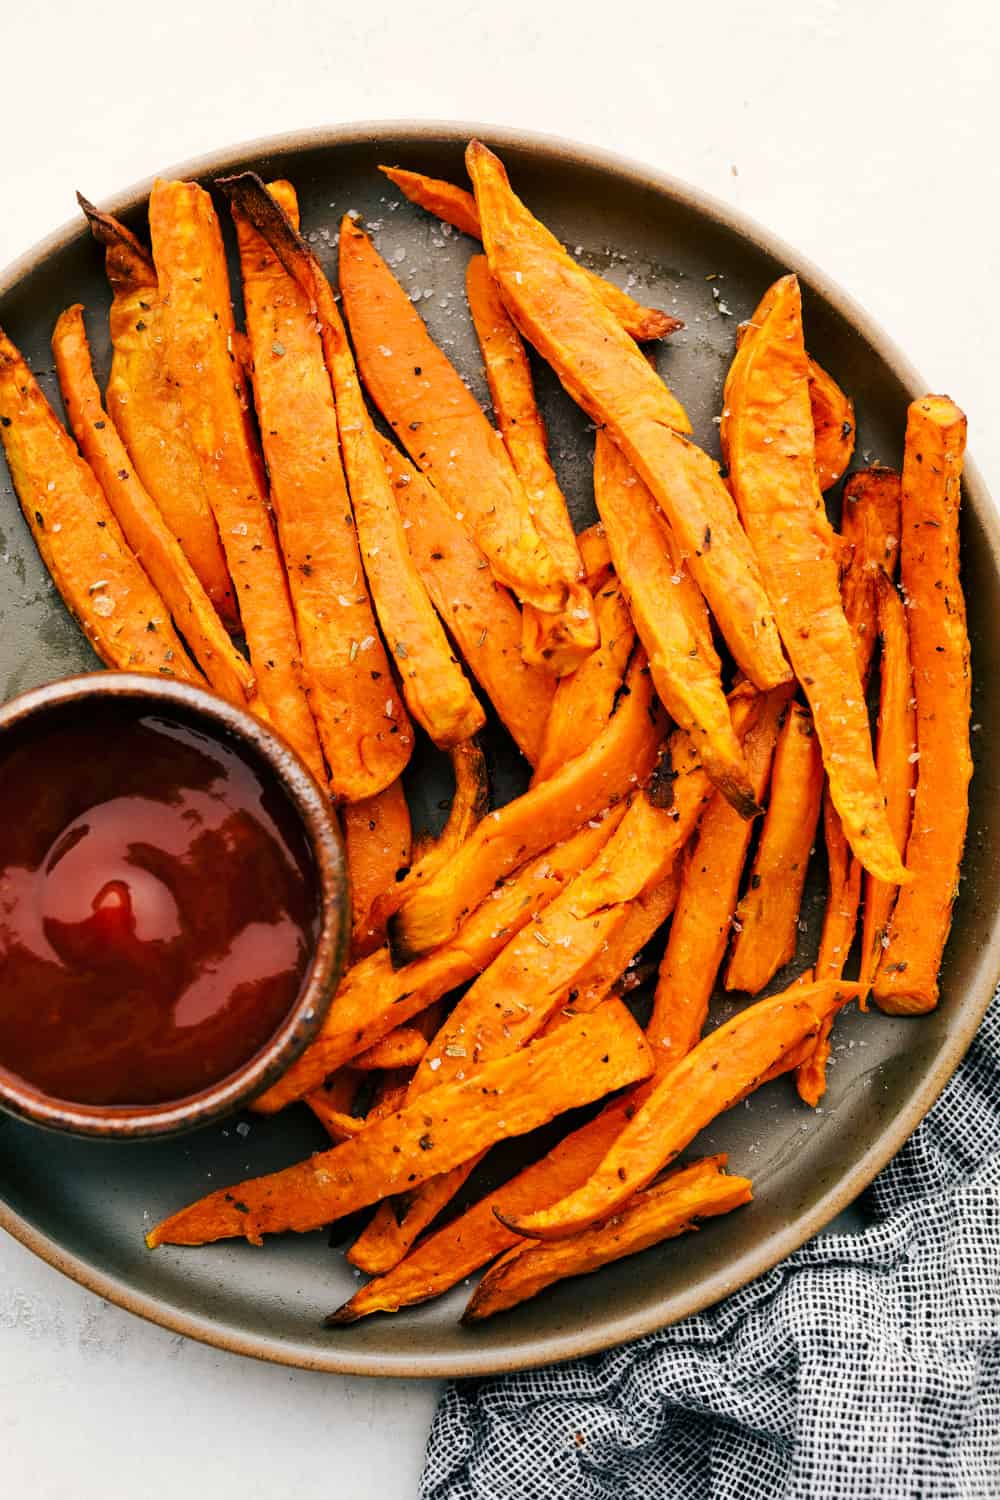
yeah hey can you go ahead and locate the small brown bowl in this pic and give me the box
[0,672,348,1139]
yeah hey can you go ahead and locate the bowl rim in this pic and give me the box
[0,671,348,1139]
[0,118,997,1379]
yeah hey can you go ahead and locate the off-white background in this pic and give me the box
[2,2,997,1496]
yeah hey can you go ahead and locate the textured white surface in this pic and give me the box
[1,2,998,1495]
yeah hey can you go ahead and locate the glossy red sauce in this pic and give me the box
[0,710,318,1106]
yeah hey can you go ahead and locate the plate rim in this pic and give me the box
[2,117,998,1380]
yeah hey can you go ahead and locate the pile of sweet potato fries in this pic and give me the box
[0,141,972,1326]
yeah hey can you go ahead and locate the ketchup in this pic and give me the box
[0,709,318,1106]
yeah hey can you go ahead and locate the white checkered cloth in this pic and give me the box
[421,994,1000,1499]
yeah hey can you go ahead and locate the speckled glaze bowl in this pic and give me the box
[0,673,348,1139]
[0,122,997,1378]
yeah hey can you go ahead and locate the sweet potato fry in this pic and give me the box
[836,529,879,684]
[378,437,554,762]
[369,740,488,935]
[839,469,902,686]
[500,979,858,1241]
[722,274,907,886]
[148,180,324,780]
[466,255,587,620]
[463,1157,752,1322]
[562,873,679,1018]
[77,196,237,628]
[532,572,635,781]
[350,1026,428,1071]
[380,166,482,236]
[379,165,682,342]
[593,425,754,815]
[807,358,855,491]
[466,140,790,695]
[841,465,901,577]
[815,796,863,986]
[342,778,412,959]
[222,176,485,748]
[50,306,254,708]
[252,811,625,1112]
[873,397,970,1014]
[650,687,789,1064]
[0,327,202,681]
[146,1003,653,1247]
[792,799,862,1108]
[232,183,414,795]
[725,705,824,995]
[307,1070,362,1142]
[388,648,666,961]
[337,214,596,676]
[794,484,902,1101]
[577,522,613,587]
[859,575,917,997]
[736,308,855,495]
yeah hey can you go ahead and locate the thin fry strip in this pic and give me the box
[342,778,412,959]
[379,437,554,763]
[815,795,863,984]
[378,165,682,342]
[725,705,824,995]
[462,1158,752,1322]
[722,274,907,885]
[466,255,587,610]
[388,649,666,961]
[841,465,902,576]
[577,523,613,587]
[369,740,488,933]
[650,687,789,1065]
[532,573,635,782]
[559,873,679,1019]
[500,979,858,1241]
[77,196,237,628]
[0,327,202,681]
[792,800,862,1109]
[347,1019,451,1264]
[807,357,855,491]
[466,140,790,694]
[859,575,917,996]
[794,479,903,1102]
[148,179,324,779]
[307,1071,361,1142]
[232,182,414,795]
[351,1027,428,1072]
[336,213,597,675]
[593,424,754,815]
[874,397,970,1013]
[737,298,856,495]
[146,1003,654,1247]
[252,811,625,1112]
[51,306,254,707]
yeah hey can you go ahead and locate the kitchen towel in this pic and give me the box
[421,991,1000,1499]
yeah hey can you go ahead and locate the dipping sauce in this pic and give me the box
[0,708,318,1106]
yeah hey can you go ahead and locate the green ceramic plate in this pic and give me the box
[1,122,997,1377]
